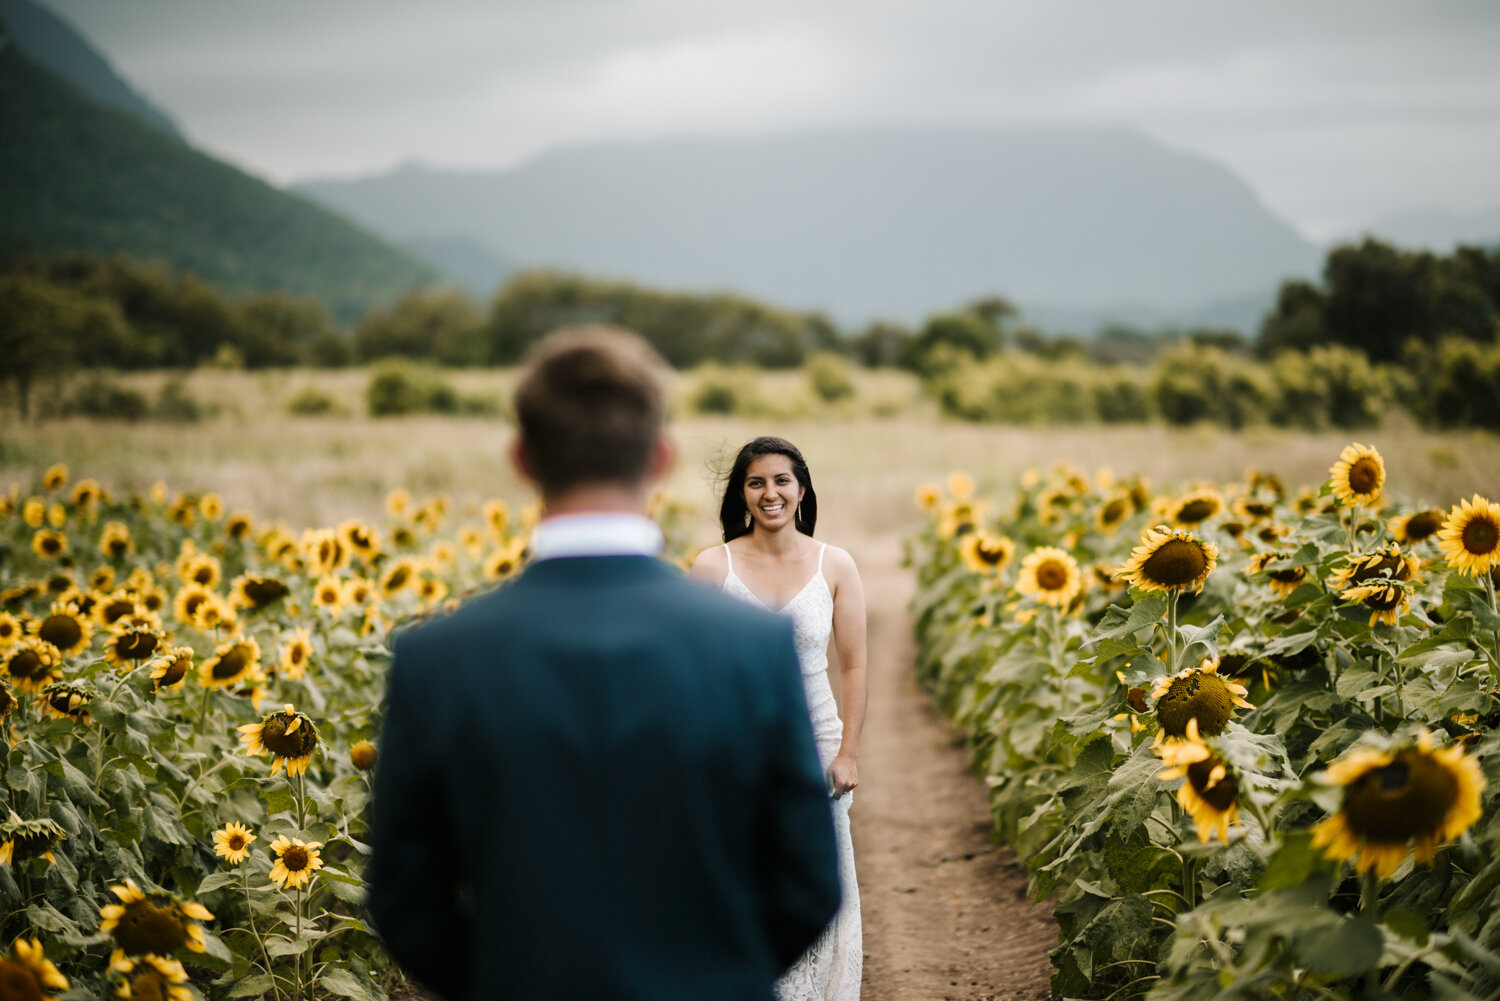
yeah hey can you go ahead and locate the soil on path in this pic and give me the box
[849,538,1055,1001]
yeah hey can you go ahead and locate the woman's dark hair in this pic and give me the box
[719,436,817,542]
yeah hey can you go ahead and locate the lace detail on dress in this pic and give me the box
[722,544,861,1001]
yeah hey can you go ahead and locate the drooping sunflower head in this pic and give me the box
[4,638,62,693]
[98,521,134,560]
[211,822,256,865]
[0,937,68,1001]
[1244,551,1307,598]
[35,602,93,658]
[198,636,262,689]
[338,519,381,563]
[301,528,348,577]
[267,836,325,890]
[1116,526,1219,594]
[1328,442,1386,508]
[960,532,1016,576]
[1152,657,1255,737]
[1095,491,1133,535]
[1312,732,1486,878]
[1016,547,1082,609]
[0,814,67,866]
[41,466,68,491]
[38,682,93,722]
[98,878,213,962]
[69,478,102,509]
[277,629,314,681]
[104,619,166,668]
[1438,495,1500,577]
[350,739,378,771]
[224,510,254,541]
[1329,543,1423,627]
[1156,719,1239,843]
[238,703,320,777]
[379,559,418,597]
[229,574,290,612]
[112,953,192,1001]
[144,646,194,692]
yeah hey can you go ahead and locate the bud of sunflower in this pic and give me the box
[349,740,378,772]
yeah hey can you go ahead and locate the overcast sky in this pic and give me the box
[41,0,1500,241]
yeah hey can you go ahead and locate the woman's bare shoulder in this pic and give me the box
[688,543,728,584]
[820,542,861,583]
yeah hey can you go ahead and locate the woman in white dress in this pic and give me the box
[690,436,866,1001]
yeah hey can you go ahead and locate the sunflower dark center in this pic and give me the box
[385,567,411,590]
[191,568,214,585]
[114,899,188,955]
[1462,516,1500,556]
[262,715,318,758]
[1341,750,1459,843]
[211,646,251,680]
[977,542,1007,565]
[7,652,45,682]
[1348,458,1382,494]
[12,831,58,861]
[101,599,135,624]
[157,657,190,686]
[46,689,84,717]
[0,961,45,1001]
[106,539,129,557]
[1157,674,1234,737]
[1361,587,1404,611]
[1141,538,1209,588]
[226,834,246,851]
[37,615,82,651]
[1269,568,1305,584]
[282,846,310,872]
[1350,553,1409,585]
[1036,561,1069,591]
[1406,511,1443,541]
[1102,499,1128,524]
[130,969,171,1001]
[1243,501,1274,519]
[115,632,158,661]
[1186,756,1239,811]
[1176,499,1218,523]
[39,537,61,556]
[243,579,289,607]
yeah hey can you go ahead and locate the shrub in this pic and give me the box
[685,364,759,415]
[153,377,207,422]
[805,352,856,403]
[55,374,149,421]
[286,386,344,416]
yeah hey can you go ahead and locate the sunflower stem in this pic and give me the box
[1359,867,1380,916]
[1164,591,1181,675]
[295,883,305,1001]
[195,684,212,736]
[243,863,287,1001]
[1483,572,1500,685]
[1182,854,1196,910]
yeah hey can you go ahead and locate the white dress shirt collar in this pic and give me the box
[528,512,664,561]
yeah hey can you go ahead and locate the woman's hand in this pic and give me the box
[827,753,859,798]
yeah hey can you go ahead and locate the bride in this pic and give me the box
[691,436,866,1001]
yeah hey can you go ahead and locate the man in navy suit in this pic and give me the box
[368,325,841,1001]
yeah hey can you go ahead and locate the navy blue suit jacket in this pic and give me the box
[368,554,841,1001]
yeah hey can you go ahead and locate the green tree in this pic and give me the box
[355,286,484,365]
[0,274,124,418]
[234,293,338,368]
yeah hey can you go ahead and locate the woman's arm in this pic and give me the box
[688,543,728,587]
[826,546,867,796]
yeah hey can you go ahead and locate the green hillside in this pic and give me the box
[0,45,435,322]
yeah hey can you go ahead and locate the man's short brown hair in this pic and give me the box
[513,325,668,494]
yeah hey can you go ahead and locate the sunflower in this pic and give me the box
[229,573,290,611]
[268,836,325,890]
[1330,543,1423,627]
[22,497,46,528]
[1232,496,1278,523]
[483,498,511,536]
[147,646,194,691]
[418,576,450,605]
[34,602,92,657]
[0,814,66,866]
[302,529,348,577]
[166,497,196,527]
[1329,442,1385,508]
[0,937,68,1000]
[1157,719,1240,842]
[386,488,412,518]
[1244,551,1307,598]
[380,559,418,596]
[344,576,376,607]
[311,576,348,615]
[946,472,975,500]
[177,554,221,590]
[1016,548,1082,608]
[1388,509,1444,545]
[1115,526,1218,594]
[199,636,261,689]
[261,526,300,568]
[4,638,62,693]
[1438,495,1500,577]
[224,510,254,541]
[937,500,984,541]
[113,953,192,1001]
[238,703,319,777]
[191,593,237,634]
[41,465,67,491]
[350,740,378,771]
[1160,489,1224,528]
[97,878,213,965]
[339,519,381,563]
[30,529,68,561]
[1095,491,1133,535]
[70,478,102,509]
[1311,732,1485,878]
[0,682,15,722]
[104,619,165,668]
[211,822,256,864]
[198,493,224,522]
[0,614,21,650]
[1152,657,1255,738]
[429,541,458,572]
[38,682,92,722]
[960,532,1016,576]
[458,526,486,559]
[278,629,313,681]
[89,566,116,592]
[98,521,134,560]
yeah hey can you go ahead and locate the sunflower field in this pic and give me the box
[909,446,1500,999]
[0,467,698,1000]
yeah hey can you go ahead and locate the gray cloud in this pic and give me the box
[41,0,1500,237]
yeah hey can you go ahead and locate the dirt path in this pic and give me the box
[850,539,1055,1001]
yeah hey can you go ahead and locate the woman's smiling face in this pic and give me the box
[744,454,804,532]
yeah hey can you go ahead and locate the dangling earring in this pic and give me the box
[744,509,752,528]
[796,500,803,525]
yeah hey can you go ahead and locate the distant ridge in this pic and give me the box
[0,0,179,137]
[0,44,436,321]
[298,127,1323,331]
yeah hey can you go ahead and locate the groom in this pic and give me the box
[368,325,841,1000]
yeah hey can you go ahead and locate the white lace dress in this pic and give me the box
[721,542,862,1001]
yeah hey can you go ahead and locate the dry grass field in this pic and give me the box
[5,367,1497,555]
